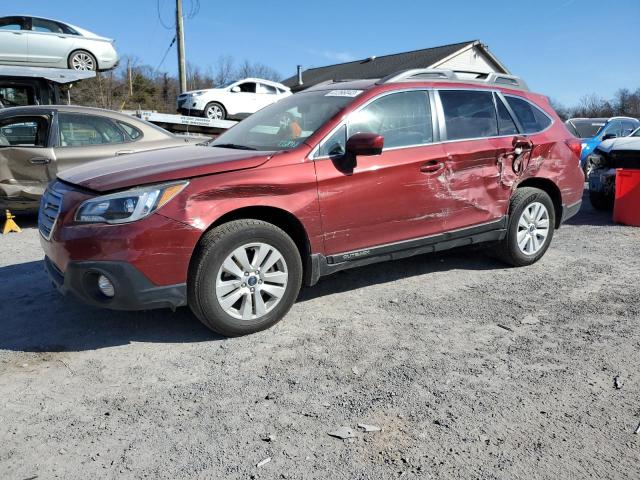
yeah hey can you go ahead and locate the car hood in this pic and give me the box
[596,137,640,154]
[58,146,272,192]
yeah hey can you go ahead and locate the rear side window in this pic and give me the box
[506,96,552,134]
[58,113,126,147]
[440,90,498,140]
[117,121,142,140]
[495,95,518,135]
[348,90,433,148]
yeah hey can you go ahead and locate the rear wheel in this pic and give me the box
[188,220,302,337]
[68,50,97,71]
[204,102,226,120]
[494,187,555,267]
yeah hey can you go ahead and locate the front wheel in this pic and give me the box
[494,187,555,267]
[204,102,226,120]
[188,220,302,337]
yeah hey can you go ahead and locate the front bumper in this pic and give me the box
[44,256,187,311]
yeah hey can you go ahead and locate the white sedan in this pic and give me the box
[0,16,119,71]
[177,78,292,120]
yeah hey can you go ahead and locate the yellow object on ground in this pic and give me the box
[2,210,21,234]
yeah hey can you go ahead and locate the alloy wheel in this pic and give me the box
[206,105,224,119]
[71,53,95,71]
[215,242,288,320]
[516,202,550,255]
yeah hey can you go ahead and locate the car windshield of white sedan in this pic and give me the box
[210,91,357,151]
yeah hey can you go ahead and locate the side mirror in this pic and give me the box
[231,86,241,93]
[602,133,617,141]
[346,132,384,156]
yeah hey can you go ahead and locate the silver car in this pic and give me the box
[0,105,205,211]
[0,16,118,71]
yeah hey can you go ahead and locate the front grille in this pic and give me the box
[38,185,63,240]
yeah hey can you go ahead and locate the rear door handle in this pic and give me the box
[115,150,134,156]
[420,160,443,173]
[29,157,51,165]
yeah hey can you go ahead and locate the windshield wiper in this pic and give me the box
[213,143,257,150]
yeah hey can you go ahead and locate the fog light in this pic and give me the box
[97,274,115,298]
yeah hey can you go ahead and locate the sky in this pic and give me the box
[7,0,640,106]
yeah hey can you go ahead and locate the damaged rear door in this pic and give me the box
[0,113,55,208]
[436,89,522,230]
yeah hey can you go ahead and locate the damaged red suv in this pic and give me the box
[39,70,584,336]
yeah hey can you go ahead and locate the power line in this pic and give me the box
[156,0,174,29]
[155,35,177,73]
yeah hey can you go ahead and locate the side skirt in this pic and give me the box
[306,218,508,286]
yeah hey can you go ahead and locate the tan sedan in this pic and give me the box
[0,105,205,212]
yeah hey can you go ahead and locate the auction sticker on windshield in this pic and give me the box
[325,90,363,97]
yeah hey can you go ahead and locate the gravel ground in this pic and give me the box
[1,190,639,480]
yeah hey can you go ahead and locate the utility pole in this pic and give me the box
[175,0,187,93]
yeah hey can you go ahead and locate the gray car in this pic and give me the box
[0,105,205,211]
[0,16,118,71]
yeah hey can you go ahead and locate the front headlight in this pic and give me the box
[191,91,205,97]
[75,181,188,224]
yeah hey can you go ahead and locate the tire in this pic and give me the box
[589,189,613,211]
[188,219,303,337]
[204,102,226,120]
[68,50,98,71]
[494,187,556,267]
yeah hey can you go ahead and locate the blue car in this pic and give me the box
[565,117,640,173]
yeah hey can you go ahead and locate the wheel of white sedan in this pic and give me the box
[68,50,97,71]
[188,219,302,336]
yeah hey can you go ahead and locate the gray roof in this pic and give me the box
[282,40,506,91]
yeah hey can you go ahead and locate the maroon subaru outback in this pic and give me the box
[39,70,584,336]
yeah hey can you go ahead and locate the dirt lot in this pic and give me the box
[1,191,639,479]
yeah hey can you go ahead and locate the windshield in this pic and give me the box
[631,128,640,137]
[568,119,605,139]
[210,91,357,151]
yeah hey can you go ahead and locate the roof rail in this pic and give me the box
[378,69,528,91]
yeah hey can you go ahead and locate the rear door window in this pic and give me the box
[348,90,433,148]
[495,94,518,135]
[439,90,498,140]
[58,113,126,147]
[257,83,277,94]
[505,96,552,134]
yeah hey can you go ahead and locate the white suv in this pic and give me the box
[177,78,291,120]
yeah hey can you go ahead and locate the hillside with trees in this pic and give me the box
[64,54,281,113]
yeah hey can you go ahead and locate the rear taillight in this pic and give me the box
[565,138,582,161]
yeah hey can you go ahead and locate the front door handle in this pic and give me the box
[29,157,51,165]
[420,160,443,173]
[115,150,134,156]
